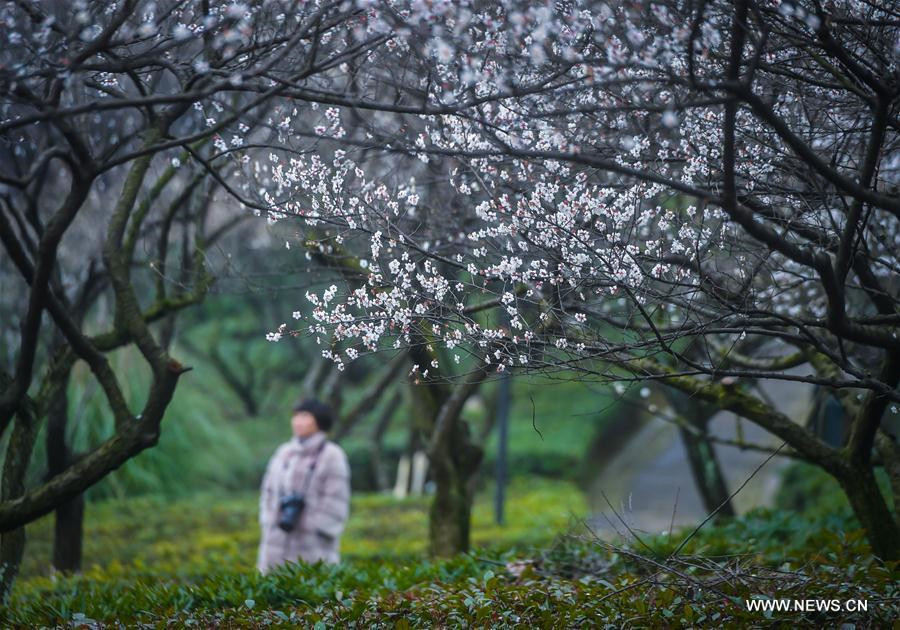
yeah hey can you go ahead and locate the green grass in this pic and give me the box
[7,489,896,628]
[17,476,586,581]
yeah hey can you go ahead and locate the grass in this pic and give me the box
[6,487,896,627]
[17,476,587,581]
[7,457,897,627]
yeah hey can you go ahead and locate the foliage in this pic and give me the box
[775,460,856,521]
[17,477,586,581]
[773,460,894,528]
[6,499,897,628]
[36,350,617,501]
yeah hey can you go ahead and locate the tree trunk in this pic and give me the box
[370,391,402,492]
[1,405,38,601]
[835,460,900,562]
[406,343,487,556]
[875,431,899,523]
[678,417,736,519]
[429,418,482,556]
[429,463,472,556]
[664,388,735,518]
[46,377,84,573]
[0,526,25,603]
[52,497,85,574]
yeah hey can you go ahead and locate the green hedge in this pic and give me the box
[8,476,898,627]
[7,525,896,628]
[16,476,587,581]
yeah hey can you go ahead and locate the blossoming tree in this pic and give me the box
[3,0,897,569]
[0,0,403,591]
[251,0,900,560]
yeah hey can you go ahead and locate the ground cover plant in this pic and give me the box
[16,477,586,580]
[5,514,897,627]
[5,470,898,628]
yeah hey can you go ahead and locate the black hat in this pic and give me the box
[292,398,335,432]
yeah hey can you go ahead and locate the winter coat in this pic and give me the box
[257,431,351,573]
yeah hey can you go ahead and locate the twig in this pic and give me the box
[598,490,655,556]
[669,442,786,559]
[667,486,680,539]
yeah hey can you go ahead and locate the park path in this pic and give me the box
[586,378,813,538]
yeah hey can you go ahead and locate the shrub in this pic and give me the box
[6,529,896,628]
[8,477,897,628]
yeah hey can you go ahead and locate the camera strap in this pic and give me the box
[279,439,329,499]
[299,439,329,496]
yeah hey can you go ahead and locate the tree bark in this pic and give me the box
[835,460,900,562]
[678,418,736,519]
[418,365,487,556]
[664,388,735,518]
[0,404,38,601]
[0,181,92,438]
[429,418,483,556]
[51,497,84,574]
[839,354,900,561]
[45,352,87,573]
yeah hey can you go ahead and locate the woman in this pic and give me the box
[257,399,351,573]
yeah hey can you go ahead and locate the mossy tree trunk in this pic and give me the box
[664,387,735,518]
[429,418,483,556]
[407,345,487,557]
[639,352,900,562]
[834,459,899,561]
[46,380,84,573]
[837,354,900,561]
[0,395,38,602]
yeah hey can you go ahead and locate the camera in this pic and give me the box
[277,493,306,532]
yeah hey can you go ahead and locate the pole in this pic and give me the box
[494,370,511,525]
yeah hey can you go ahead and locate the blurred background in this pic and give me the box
[3,209,856,584]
